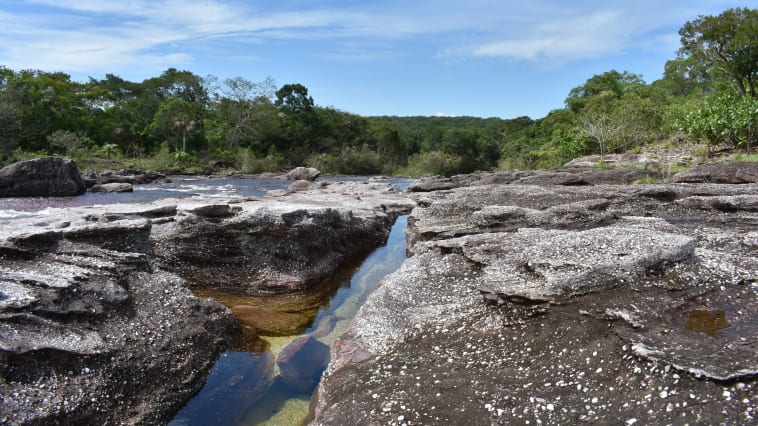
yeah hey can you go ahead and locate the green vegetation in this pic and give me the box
[0,8,755,176]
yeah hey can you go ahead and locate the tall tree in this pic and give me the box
[678,7,757,98]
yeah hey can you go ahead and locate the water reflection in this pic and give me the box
[170,215,409,425]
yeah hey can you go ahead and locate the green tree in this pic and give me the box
[148,98,198,152]
[678,92,758,152]
[566,70,645,112]
[678,8,757,98]
[47,130,94,157]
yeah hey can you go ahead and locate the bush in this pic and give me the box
[399,151,462,176]
[306,146,384,175]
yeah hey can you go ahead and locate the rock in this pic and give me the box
[90,182,133,193]
[0,156,86,197]
[0,220,236,425]
[512,170,585,186]
[406,176,456,192]
[231,305,313,336]
[563,153,659,169]
[311,172,758,425]
[155,184,415,294]
[277,336,330,393]
[186,203,239,218]
[83,170,168,188]
[288,179,314,192]
[673,162,758,184]
[287,167,320,181]
[0,179,414,424]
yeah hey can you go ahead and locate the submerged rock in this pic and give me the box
[278,336,330,393]
[311,176,758,425]
[0,156,86,197]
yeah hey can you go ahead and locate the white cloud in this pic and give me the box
[470,10,629,63]
[0,0,743,78]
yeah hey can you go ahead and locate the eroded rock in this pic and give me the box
[0,179,414,424]
[311,177,758,425]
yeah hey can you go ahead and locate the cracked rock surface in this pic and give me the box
[311,171,758,425]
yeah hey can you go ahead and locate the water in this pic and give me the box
[0,177,291,216]
[170,215,409,425]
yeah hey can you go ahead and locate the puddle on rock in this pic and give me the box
[685,309,731,337]
[170,215,409,426]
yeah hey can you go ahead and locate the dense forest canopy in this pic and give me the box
[0,7,755,176]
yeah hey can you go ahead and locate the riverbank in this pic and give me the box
[311,163,758,424]
[0,179,414,424]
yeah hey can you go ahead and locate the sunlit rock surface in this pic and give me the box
[0,179,413,424]
[312,168,758,425]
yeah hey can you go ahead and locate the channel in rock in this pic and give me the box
[0,179,414,424]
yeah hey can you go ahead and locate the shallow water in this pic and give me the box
[0,177,290,216]
[169,215,409,425]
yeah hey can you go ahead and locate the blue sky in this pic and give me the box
[0,1,750,119]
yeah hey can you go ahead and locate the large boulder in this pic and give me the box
[287,166,320,181]
[0,156,86,197]
[153,182,415,295]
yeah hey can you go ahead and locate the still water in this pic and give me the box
[170,215,409,425]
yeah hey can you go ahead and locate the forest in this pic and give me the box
[0,7,755,176]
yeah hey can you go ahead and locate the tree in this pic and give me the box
[209,76,278,151]
[578,112,622,162]
[679,8,758,98]
[678,92,758,152]
[47,130,94,157]
[275,83,314,113]
[566,70,645,112]
[148,98,198,152]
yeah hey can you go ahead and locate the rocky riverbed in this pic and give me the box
[311,164,758,425]
[0,178,413,424]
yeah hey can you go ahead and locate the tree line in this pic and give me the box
[0,7,755,176]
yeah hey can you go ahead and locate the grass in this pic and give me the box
[731,152,758,162]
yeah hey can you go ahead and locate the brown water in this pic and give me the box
[685,309,732,337]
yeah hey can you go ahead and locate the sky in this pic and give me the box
[0,1,751,119]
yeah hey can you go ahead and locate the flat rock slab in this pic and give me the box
[673,162,758,184]
[311,180,758,425]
